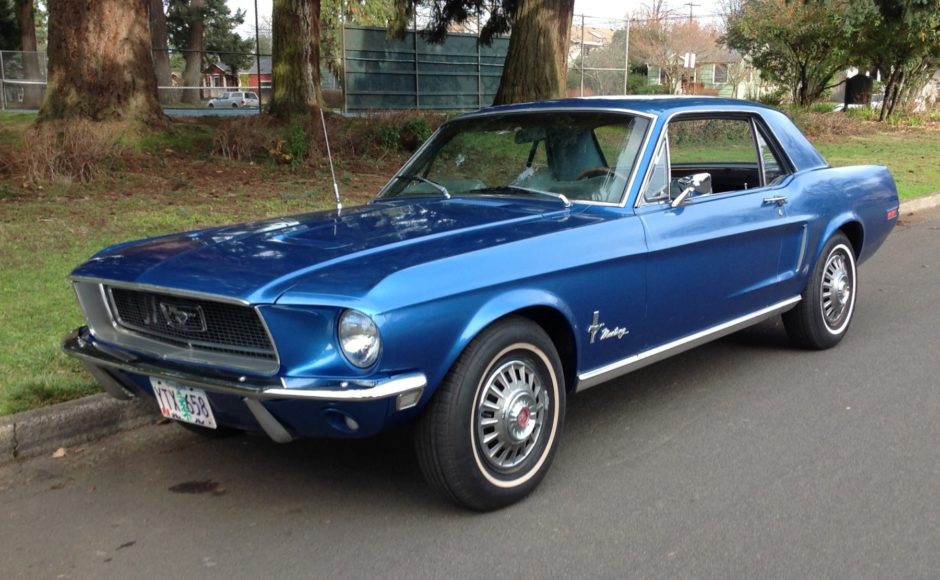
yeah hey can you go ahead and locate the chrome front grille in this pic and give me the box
[107,287,276,361]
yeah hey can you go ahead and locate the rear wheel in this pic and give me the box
[415,317,565,511]
[784,232,857,349]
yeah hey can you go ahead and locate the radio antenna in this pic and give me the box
[319,106,342,212]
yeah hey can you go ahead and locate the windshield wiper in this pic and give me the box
[470,185,571,208]
[394,174,451,199]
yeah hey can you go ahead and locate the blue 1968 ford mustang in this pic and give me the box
[63,97,899,510]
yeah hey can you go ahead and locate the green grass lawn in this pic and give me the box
[0,188,343,414]
[814,131,940,199]
[0,111,938,415]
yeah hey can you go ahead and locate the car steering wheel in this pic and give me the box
[575,166,630,181]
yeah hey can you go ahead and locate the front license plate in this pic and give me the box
[150,378,217,429]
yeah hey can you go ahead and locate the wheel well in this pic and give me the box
[839,221,864,258]
[510,306,578,393]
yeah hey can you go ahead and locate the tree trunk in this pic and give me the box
[493,0,575,105]
[270,0,322,117]
[181,0,204,104]
[149,0,176,104]
[886,69,904,119]
[879,67,901,122]
[16,0,42,107]
[39,0,164,124]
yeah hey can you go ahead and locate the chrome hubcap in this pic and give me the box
[821,249,853,330]
[476,359,548,472]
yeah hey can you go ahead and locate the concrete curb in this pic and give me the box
[0,393,157,464]
[899,192,940,215]
[2,192,939,465]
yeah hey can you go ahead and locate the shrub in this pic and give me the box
[400,116,433,151]
[757,88,788,107]
[213,115,275,161]
[21,120,124,184]
[808,102,838,114]
[286,120,310,160]
[269,120,310,164]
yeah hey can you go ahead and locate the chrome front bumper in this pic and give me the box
[62,328,428,431]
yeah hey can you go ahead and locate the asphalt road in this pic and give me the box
[1,208,938,580]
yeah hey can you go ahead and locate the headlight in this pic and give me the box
[337,309,381,368]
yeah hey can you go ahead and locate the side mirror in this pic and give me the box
[670,172,712,208]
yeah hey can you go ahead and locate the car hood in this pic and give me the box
[72,197,598,305]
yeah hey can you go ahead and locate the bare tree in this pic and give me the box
[631,3,718,94]
[39,0,164,123]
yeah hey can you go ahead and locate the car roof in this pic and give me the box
[468,95,779,118]
[451,95,828,175]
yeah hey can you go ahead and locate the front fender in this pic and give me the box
[447,288,578,379]
[378,287,577,408]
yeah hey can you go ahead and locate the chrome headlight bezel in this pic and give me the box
[337,309,381,368]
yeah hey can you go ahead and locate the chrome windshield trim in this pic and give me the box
[576,296,802,391]
[62,328,426,403]
[375,106,658,209]
[71,276,252,306]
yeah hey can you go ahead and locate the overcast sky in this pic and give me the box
[226,0,725,35]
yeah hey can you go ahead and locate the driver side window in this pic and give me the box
[641,140,669,203]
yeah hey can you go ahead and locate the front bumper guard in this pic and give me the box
[62,328,427,442]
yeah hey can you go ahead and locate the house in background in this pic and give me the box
[568,24,616,64]
[647,49,764,99]
[202,61,238,99]
[239,56,272,101]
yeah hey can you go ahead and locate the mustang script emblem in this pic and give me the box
[587,310,629,344]
[159,302,207,332]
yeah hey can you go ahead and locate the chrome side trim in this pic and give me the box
[576,296,801,391]
[63,328,427,404]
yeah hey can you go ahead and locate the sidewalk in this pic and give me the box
[2,192,939,464]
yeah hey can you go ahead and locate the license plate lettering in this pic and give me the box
[150,378,217,429]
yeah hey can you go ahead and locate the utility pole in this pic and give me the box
[684,1,700,23]
[254,0,261,112]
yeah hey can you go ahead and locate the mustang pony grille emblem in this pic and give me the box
[158,302,208,333]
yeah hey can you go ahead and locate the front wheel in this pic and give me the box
[783,232,857,349]
[415,317,566,511]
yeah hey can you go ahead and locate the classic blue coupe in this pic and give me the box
[63,97,899,510]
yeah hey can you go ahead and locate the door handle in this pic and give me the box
[763,196,788,206]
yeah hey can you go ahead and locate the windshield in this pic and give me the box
[380,111,650,204]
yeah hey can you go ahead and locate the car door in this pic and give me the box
[635,114,797,348]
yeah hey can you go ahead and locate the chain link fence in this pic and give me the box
[0,51,48,111]
[1,14,748,114]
